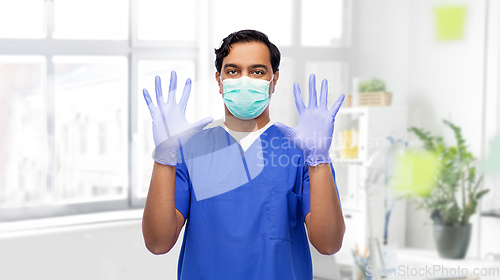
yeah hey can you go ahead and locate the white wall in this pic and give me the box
[407,0,487,257]
[0,220,182,280]
[407,0,486,153]
[356,0,496,258]
[355,0,410,108]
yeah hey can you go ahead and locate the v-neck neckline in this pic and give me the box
[219,124,275,155]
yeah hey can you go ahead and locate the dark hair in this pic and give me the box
[214,29,281,73]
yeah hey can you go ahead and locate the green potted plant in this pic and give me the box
[359,78,386,93]
[347,77,392,107]
[405,120,489,259]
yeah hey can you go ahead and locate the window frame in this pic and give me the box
[481,0,500,214]
[129,50,199,208]
[0,0,354,222]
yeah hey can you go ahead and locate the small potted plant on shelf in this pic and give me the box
[402,120,489,259]
[347,77,392,107]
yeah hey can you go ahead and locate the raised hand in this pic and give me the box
[143,71,213,166]
[274,74,344,166]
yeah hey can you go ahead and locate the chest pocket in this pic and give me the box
[269,189,301,242]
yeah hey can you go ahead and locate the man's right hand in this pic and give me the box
[143,71,213,166]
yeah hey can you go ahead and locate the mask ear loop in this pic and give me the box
[268,74,275,93]
[220,75,224,97]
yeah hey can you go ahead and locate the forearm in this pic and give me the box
[308,163,345,255]
[142,162,179,254]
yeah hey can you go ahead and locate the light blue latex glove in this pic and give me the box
[275,74,345,166]
[143,71,213,166]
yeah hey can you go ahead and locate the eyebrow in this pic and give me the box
[223,63,269,71]
[249,64,268,70]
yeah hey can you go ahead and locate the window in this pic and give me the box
[0,0,353,221]
[210,0,294,47]
[482,0,500,213]
[53,56,128,202]
[209,0,352,125]
[53,0,128,40]
[136,0,196,41]
[135,59,196,197]
[0,56,46,207]
[301,0,345,46]
[0,1,46,38]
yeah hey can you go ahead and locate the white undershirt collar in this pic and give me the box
[223,121,274,151]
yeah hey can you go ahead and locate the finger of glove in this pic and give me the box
[308,74,318,107]
[320,79,328,109]
[167,70,177,105]
[274,122,295,139]
[143,88,155,115]
[155,75,165,108]
[329,94,345,117]
[293,83,305,115]
[155,76,168,129]
[179,78,192,111]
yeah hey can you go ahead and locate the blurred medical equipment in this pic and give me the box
[363,136,407,276]
[351,244,370,280]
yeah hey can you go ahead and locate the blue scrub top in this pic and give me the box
[174,124,339,280]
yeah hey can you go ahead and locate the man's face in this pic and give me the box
[216,41,279,96]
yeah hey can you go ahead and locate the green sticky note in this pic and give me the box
[393,151,439,198]
[482,134,500,174]
[434,6,467,41]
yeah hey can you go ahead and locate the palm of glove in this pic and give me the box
[143,71,213,166]
[290,107,335,158]
[275,74,344,166]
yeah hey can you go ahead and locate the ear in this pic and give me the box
[215,72,222,95]
[271,71,279,94]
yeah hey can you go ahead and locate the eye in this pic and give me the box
[227,70,238,75]
[253,70,265,75]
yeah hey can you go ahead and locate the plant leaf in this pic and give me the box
[475,189,490,200]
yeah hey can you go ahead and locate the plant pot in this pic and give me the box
[345,92,392,107]
[433,224,471,259]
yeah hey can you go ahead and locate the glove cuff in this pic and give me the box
[305,149,332,166]
[152,138,181,166]
[152,149,179,166]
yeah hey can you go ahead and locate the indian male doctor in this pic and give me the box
[142,29,345,280]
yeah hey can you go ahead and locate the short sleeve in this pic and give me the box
[175,160,191,221]
[300,163,342,223]
[301,164,311,223]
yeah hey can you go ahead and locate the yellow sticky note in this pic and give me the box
[434,6,467,41]
[393,151,438,198]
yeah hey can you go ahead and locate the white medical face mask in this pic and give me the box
[221,75,273,120]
